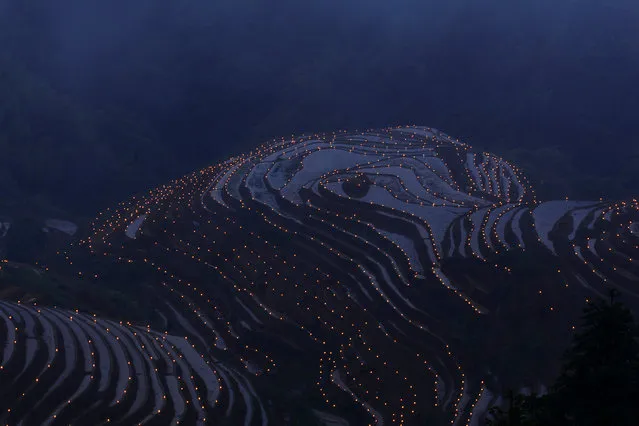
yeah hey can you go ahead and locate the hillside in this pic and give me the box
[2,125,637,425]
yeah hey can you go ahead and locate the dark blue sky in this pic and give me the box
[1,0,638,212]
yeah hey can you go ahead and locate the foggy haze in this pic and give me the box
[1,0,638,213]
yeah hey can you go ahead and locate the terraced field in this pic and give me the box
[2,125,638,425]
[0,300,268,425]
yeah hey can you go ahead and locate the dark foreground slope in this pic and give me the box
[2,125,638,425]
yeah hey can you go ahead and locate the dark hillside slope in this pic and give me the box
[7,125,634,425]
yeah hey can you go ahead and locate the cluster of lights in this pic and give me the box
[31,126,637,425]
[0,301,259,424]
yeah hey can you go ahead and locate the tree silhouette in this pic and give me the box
[552,289,639,425]
[487,290,639,426]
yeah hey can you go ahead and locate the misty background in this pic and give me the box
[1,0,638,219]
